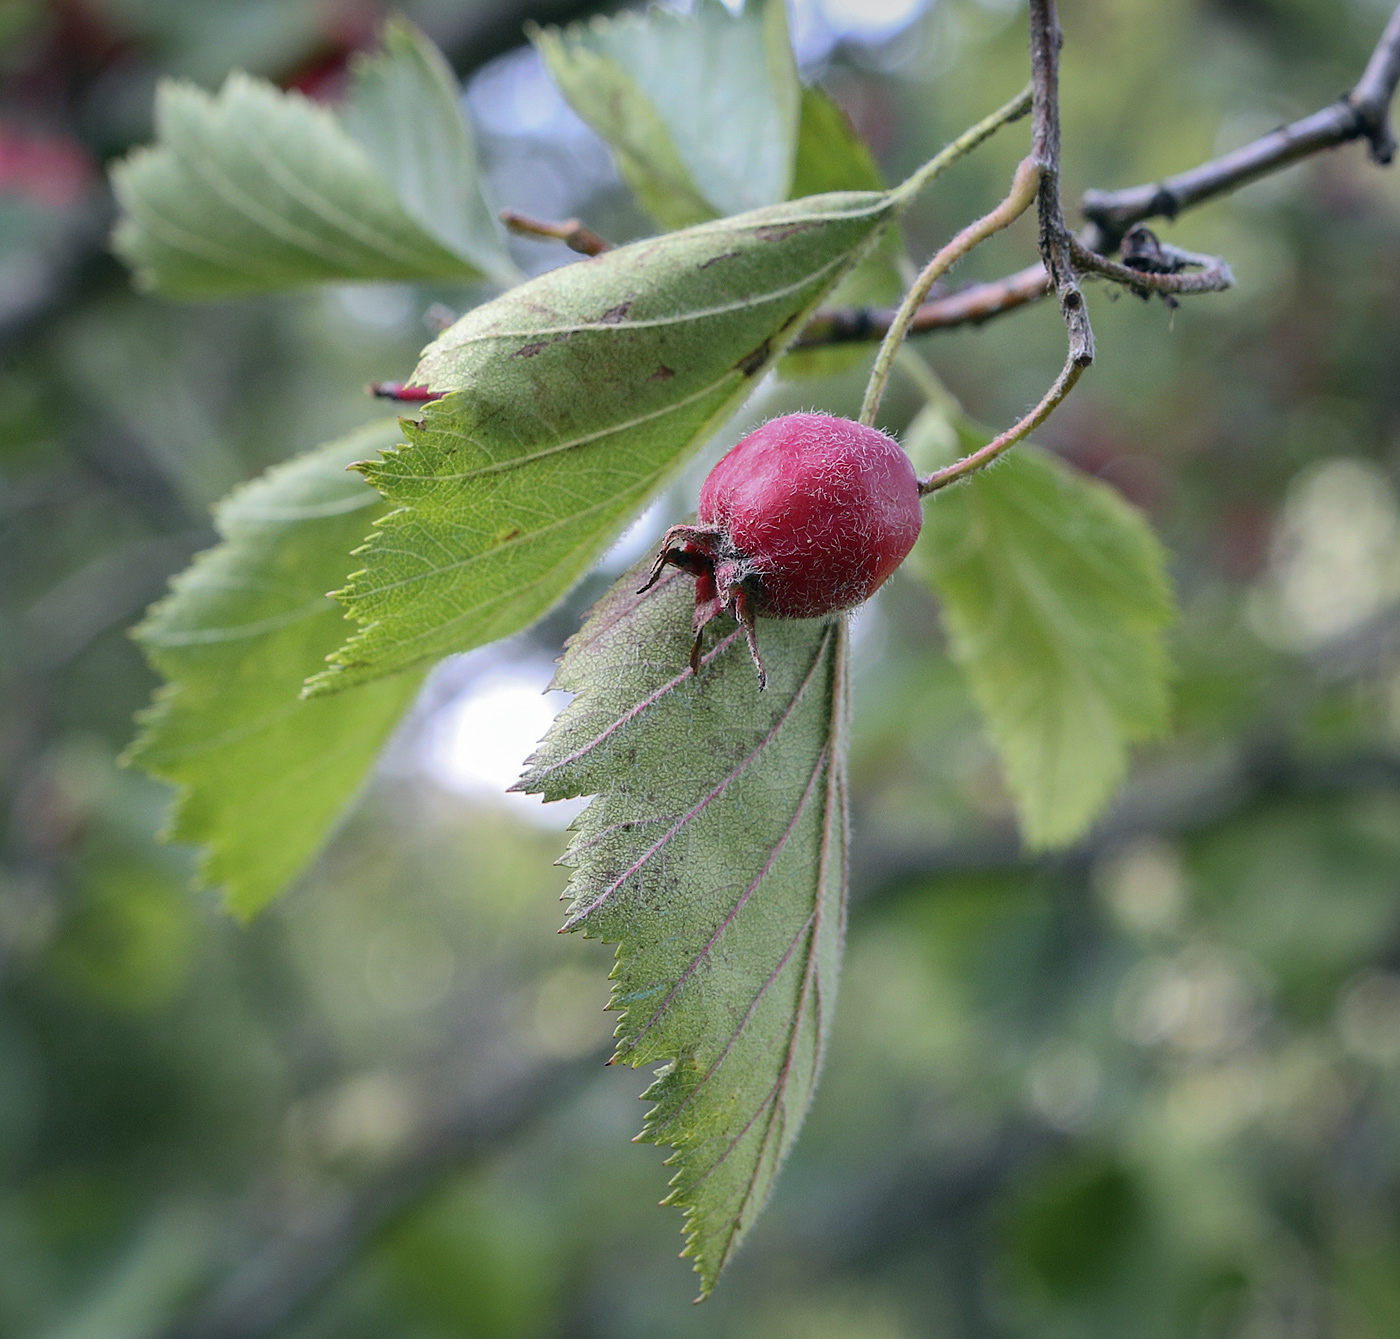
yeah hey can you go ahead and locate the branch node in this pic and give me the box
[1351,93,1398,164]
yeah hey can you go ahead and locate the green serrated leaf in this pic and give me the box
[125,420,424,918]
[907,409,1175,848]
[307,189,897,695]
[779,86,905,380]
[519,562,848,1297]
[532,0,800,229]
[341,17,517,288]
[111,54,492,296]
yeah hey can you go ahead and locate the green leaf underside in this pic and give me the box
[111,67,486,296]
[910,411,1174,847]
[341,18,516,287]
[532,0,800,229]
[309,189,896,695]
[126,421,424,918]
[519,563,848,1296]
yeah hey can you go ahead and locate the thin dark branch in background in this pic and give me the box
[797,0,1400,349]
[853,744,1400,909]
[792,223,1234,346]
[792,262,1052,347]
[501,208,612,256]
[1353,0,1400,160]
[158,1054,602,1339]
[1082,0,1400,249]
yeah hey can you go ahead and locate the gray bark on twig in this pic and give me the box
[798,1,1400,348]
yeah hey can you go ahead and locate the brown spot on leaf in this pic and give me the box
[496,526,522,544]
[512,340,548,359]
[754,221,820,242]
[649,364,675,381]
[598,301,632,323]
[698,251,741,270]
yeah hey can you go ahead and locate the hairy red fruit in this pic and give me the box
[640,412,922,687]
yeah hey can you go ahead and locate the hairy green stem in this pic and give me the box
[890,84,1033,208]
[916,349,1084,495]
[860,157,1042,428]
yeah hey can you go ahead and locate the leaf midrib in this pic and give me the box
[621,741,830,1057]
[426,246,857,351]
[368,374,739,487]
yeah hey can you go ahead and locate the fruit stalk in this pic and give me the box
[859,156,1043,431]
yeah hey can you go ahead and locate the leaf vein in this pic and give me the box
[563,624,834,931]
[619,743,828,1056]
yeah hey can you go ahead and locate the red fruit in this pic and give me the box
[640,412,922,687]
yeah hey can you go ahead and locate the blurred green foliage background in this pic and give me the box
[3,0,1400,1335]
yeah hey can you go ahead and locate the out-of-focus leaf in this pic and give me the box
[780,86,905,379]
[532,0,800,229]
[908,409,1174,847]
[51,859,195,1011]
[110,48,495,296]
[341,17,516,287]
[789,86,885,197]
[43,747,197,1013]
[379,1176,561,1335]
[531,24,710,230]
[1004,1153,1145,1299]
[126,420,424,918]
[1192,799,1400,1007]
[309,189,896,694]
[518,561,849,1297]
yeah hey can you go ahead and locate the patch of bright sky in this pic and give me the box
[599,499,669,575]
[420,497,682,828]
[423,656,584,829]
[791,0,930,64]
[466,43,594,141]
[664,0,930,66]
[466,0,935,145]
